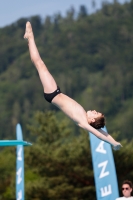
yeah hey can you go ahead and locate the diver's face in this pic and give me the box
[87,110,102,119]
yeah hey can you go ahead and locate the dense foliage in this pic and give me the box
[0,0,133,199]
[1,1,133,140]
[0,111,133,199]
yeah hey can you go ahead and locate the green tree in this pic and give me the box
[78,5,88,18]
[0,147,16,200]
[25,111,95,200]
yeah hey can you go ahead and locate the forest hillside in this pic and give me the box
[0,1,133,140]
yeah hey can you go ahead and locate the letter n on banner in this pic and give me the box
[16,124,24,200]
[89,126,119,200]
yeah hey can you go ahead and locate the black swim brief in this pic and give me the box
[44,86,61,103]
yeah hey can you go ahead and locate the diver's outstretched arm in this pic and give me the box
[79,122,122,151]
[99,129,122,150]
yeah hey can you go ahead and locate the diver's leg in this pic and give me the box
[24,21,57,93]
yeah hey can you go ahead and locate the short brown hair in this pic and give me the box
[122,180,133,189]
[90,114,105,129]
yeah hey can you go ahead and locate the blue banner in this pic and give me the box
[89,127,119,200]
[16,124,24,200]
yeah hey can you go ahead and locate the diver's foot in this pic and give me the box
[24,21,34,40]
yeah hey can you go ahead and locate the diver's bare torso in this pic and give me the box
[52,93,88,126]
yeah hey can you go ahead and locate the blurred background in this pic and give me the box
[0,0,133,199]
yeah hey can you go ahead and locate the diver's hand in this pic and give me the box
[112,142,123,151]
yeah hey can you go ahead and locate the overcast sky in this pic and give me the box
[0,0,130,28]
